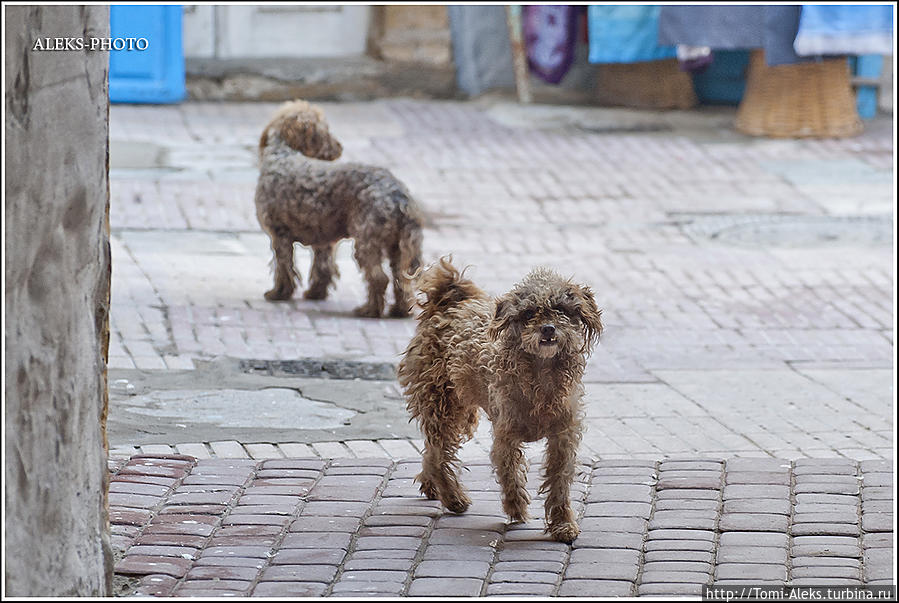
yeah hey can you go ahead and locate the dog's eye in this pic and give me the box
[553,304,576,318]
[521,309,536,321]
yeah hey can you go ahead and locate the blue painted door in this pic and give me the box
[109,5,185,103]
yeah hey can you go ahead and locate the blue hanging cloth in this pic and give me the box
[587,5,676,64]
[794,5,894,56]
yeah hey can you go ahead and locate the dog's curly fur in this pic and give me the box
[255,100,423,317]
[398,257,603,543]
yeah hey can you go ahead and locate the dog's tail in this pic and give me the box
[414,256,485,319]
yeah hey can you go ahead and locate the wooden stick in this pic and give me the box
[506,5,532,104]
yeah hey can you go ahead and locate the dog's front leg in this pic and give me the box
[540,426,581,543]
[491,429,530,523]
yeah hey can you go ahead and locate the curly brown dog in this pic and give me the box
[398,258,603,542]
[255,100,423,317]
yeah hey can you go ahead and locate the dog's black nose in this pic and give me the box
[541,324,556,337]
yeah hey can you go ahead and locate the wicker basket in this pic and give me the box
[595,58,698,110]
[735,49,862,138]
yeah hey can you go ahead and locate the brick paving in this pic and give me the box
[106,100,894,595]
[109,454,894,596]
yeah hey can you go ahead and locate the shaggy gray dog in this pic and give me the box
[255,100,423,317]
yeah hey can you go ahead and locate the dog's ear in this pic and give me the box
[569,284,603,353]
[279,117,343,161]
[487,295,514,341]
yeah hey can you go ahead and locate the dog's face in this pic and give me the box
[488,269,603,358]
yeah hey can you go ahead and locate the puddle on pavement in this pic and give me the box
[121,388,356,430]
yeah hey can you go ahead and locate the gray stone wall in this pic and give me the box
[4,5,112,596]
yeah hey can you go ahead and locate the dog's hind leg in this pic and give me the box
[304,243,339,300]
[539,424,582,543]
[415,398,475,514]
[352,242,389,318]
[265,235,299,301]
[387,242,417,318]
[491,429,530,523]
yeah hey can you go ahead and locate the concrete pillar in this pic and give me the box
[4,5,112,596]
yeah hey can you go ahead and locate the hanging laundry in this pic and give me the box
[587,5,676,63]
[522,5,578,84]
[794,5,893,56]
[658,5,810,65]
[676,45,714,73]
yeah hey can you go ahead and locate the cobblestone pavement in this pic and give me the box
[108,99,894,461]
[110,454,893,597]
[106,99,894,595]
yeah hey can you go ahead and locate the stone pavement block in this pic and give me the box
[493,560,564,574]
[861,513,893,532]
[716,547,788,565]
[570,548,641,565]
[280,532,353,550]
[201,545,274,559]
[638,582,704,596]
[116,555,193,577]
[186,565,260,581]
[353,536,424,550]
[723,484,790,499]
[338,570,410,583]
[565,562,639,581]
[640,570,711,584]
[647,529,715,542]
[715,563,786,581]
[260,564,338,583]
[133,574,178,597]
[497,548,568,563]
[718,513,789,532]
[414,560,491,578]
[794,482,860,495]
[791,523,860,537]
[648,511,717,531]
[571,531,645,550]
[408,577,484,597]
[352,548,419,561]
[725,471,791,485]
[645,539,716,553]
[643,550,715,564]
[125,545,198,559]
[422,544,497,562]
[654,499,720,512]
[343,558,413,572]
[579,517,647,533]
[642,561,712,573]
[490,570,558,584]
[722,499,791,515]
[791,556,860,568]
[270,548,346,566]
[862,533,893,549]
[251,581,327,597]
[718,532,789,548]
[486,582,556,596]
[790,565,861,579]
[558,579,634,597]
[178,579,252,591]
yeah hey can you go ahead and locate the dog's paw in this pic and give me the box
[547,521,580,544]
[265,287,295,301]
[302,287,328,301]
[387,303,413,318]
[353,304,382,318]
[443,491,471,514]
[417,479,439,501]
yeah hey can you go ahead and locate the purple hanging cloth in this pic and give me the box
[522,5,577,84]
